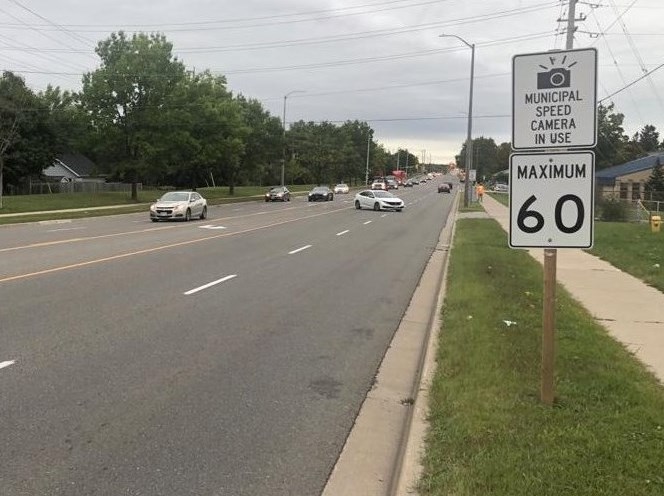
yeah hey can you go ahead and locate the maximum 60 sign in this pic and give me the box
[509,152,595,248]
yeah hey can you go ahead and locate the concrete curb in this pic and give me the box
[391,193,460,495]
[322,194,459,496]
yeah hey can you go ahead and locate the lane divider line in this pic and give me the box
[0,360,16,370]
[364,221,372,225]
[0,205,352,285]
[336,230,349,236]
[289,245,312,255]
[184,275,237,295]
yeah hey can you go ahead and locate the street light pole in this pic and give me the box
[439,33,475,207]
[282,90,305,186]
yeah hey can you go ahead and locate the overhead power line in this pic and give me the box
[599,61,664,103]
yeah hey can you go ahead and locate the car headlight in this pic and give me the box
[173,204,185,211]
[150,204,156,211]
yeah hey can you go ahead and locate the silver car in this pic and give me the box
[150,191,208,222]
[354,190,404,212]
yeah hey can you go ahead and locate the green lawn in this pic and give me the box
[589,222,664,293]
[418,218,664,495]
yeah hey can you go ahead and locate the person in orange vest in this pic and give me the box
[475,183,485,203]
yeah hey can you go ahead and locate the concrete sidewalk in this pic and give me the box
[482,194,664,383]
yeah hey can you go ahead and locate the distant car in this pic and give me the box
[334,183,350,194]
[438,183,451,193]
[150,191,207,222]
[493,183,509,192]
[354,190,404,212]
[371,180,387,191]
[265,186,291,202]
[404,179,414,187]
[308,186,334,201]
[386,179,399,190]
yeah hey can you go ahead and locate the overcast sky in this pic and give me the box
[2,0,663,163]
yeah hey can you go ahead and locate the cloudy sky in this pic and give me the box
[2,0,663,163]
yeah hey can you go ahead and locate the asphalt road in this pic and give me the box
[0,180,456,496]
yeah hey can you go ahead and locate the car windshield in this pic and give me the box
[270,188,284,193]
[312,187,327,192]
[336,184,347,187]
[373,191,394,198]
[160,192,189,202]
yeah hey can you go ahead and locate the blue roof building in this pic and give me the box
[596,152,663,200]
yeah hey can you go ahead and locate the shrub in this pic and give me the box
[598,198,629,221]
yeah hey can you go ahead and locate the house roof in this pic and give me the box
[55,153,97,177]
[596,152,664,185]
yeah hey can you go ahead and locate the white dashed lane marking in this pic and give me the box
[288,245,312,255]
[363,221,372,225]
[184,275,237,295]
[0,360,16,370]
[199,225,227,230]
[336,230,349,236]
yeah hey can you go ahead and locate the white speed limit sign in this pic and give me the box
[509,152,594,248]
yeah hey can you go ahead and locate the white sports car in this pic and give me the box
[150,191,208,222]
[354,190,404,212]
[334,183,350,194]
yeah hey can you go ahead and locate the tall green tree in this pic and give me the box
[80,32,186,197]
[39,85,92,158]
[634,124,660,153]
[0,71,57,203]
[594,103,644,169]
[235,95,282,190]
[496,142,511,174]
[645,158,664,201]
[455,136,499,181]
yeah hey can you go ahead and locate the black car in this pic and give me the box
[308,186,334,201]
[265,186,291,202]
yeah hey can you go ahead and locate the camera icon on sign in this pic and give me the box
[537,68,571,89]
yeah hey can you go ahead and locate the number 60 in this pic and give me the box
[517,194,585,234]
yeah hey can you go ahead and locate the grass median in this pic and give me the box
[418,217,664,496]
[0,185,317,225]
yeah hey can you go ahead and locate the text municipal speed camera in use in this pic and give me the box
[512,48,597,150]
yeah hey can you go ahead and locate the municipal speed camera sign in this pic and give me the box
[509,152,594,248]
[512,48,597,149]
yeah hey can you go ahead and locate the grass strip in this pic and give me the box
[589,222,663,293]
[419,218,664,496]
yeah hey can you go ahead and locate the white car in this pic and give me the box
[354,190,404,212]
[334,183,350,194]
[150,191,207,222]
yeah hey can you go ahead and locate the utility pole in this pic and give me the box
[540,0,584,407]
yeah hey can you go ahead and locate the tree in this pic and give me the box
[645,158,664,201]
[38,85,90,156]
[235,95,282,190]
[0,71,57,204]
[455,136,499,181]
[80,32,187,198]
[594,103,644,169]
[635,124,660,153]
[496,142,511,174]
